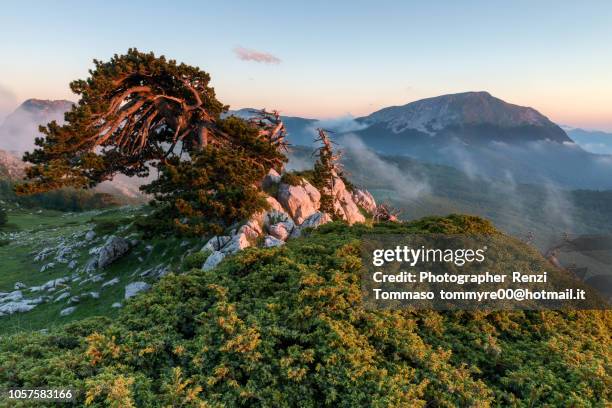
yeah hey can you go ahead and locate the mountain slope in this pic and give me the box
[356,91,572,144]
[0,99,73,153]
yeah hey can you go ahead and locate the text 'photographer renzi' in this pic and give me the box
[361,234,612,310]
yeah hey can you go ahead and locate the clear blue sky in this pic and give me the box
[1,0,612,130]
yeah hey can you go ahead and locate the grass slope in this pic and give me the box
[0,215,609,407]
[0,205,204,334]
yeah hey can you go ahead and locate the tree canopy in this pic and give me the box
[17,49,288,234]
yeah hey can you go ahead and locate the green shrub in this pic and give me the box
[280,171,304,186]
[181,250,210,271]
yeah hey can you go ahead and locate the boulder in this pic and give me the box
[268,222,292,241]
[264,235,285,248]
[98,236,131,269]
[14,282,26,290]
[111,302,122,308]
[277,180,321,224]
[85,230,96,241]
[124,281,150,299]
[202,251,225,271]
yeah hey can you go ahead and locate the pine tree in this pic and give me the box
[16,49,287,235]
[312,129,342,217]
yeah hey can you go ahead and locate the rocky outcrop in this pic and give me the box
[198,171,377,272]
[352,189,377,214]
[329,176,365,225]
[277,179,321,224]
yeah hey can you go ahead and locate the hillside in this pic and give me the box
[0,216,609,406]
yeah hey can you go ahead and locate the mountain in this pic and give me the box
[0,99,73,153]
[566,128,612,155]
[354,91,572,148]
[0,149,26,179]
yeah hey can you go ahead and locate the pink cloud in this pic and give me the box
[233,46,281,64]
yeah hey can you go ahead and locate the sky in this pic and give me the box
[1,0,612,130]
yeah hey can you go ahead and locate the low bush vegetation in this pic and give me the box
[0,215,609,407]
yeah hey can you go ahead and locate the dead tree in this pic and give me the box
[373,202,401,222]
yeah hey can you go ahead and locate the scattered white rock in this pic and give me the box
[68,260,78,269]
[202,251,225,270]
[102,277,120,288]
[85,230,96,241]
[0,290,23,302]
[54,292,70,302]
[89,292,100,299]
[40,262,56,273]
[14,282,26,290]
[60,306,76,317]
[124,282,150,299]
[111,302,122,308]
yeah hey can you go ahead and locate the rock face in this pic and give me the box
[98,236,131,269]
[277,180,321,224]
[329,176,365,225]
[352,189,377,214]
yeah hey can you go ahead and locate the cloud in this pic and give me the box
[0,84,18,121]
[339,134,430,201]
[233,46,281,64]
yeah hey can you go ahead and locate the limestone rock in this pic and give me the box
[202,251,225,270]
[124,281,150,299]
[264,235,285,248]
[304,211,333,229]
[330,176,365,225]
[202,236,232,252]
[277,180,321,224]
[98,236,131,269]
[85,230,96,241]
[60,306,76,317]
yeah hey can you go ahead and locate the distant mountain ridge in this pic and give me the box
[355,91,572,145]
